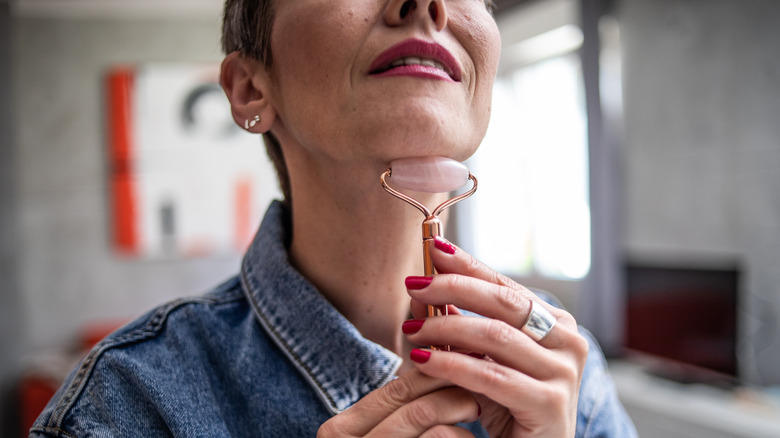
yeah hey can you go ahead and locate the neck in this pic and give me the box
[285,153,447,357]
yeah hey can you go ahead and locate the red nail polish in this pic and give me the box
[405,276,432,290]
[402,319,425,334]
[434,236,456,255]
[410,348,431,364]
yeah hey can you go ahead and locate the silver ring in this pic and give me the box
[521,301,556,342]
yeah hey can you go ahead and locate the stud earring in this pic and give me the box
[245,115,261,130]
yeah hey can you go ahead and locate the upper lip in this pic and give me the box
[369,38,462,81]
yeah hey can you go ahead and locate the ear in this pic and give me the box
[220,52,276,133]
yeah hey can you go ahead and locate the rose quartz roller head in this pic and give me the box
[383,157,471,193]
[380,157,478,350]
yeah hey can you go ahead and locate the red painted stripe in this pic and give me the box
[108,68,138,254]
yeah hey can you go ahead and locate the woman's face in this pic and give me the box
[266,0,501,166]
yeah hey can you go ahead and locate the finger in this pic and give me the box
[368,387,480,437]
[331,369,452,436]
[406,274,578,350]
[410,238,575,331]
[410,349,576,427]
[429,236,520,289]
[409,298,461,321]
[428,236,574,332]
[410,297,427,320]
[404,315,564,379]
[419,424,476,438]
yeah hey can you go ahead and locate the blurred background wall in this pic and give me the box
[3,2,245,435]
[1,0,22,432]
[619,0,780,385]
[1,0,780,436]
[11,6,236,355]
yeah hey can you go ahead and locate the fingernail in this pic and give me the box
[402,319,425,334]
[410,348,431,364]
[434,236,456,255]
[405,276,432,290]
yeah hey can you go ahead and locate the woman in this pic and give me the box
[31,0,636,436]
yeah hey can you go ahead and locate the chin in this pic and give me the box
[379,140,478,165]
[367,119,483,163]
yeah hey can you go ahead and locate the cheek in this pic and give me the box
[450,9,501,97]
[469,17,501,85]
[474,24,501,122]
[269,6,369,139]
[461,17,500,112]
[461,16,501,156]
[271,4,367,84]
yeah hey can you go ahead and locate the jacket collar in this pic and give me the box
[241,201,402,414]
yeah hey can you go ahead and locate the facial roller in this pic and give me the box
[380,156,478,351]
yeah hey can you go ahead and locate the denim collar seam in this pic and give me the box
[240,262,340,414]
[28,426,78,438]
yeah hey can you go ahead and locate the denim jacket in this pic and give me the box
[31,201,636,437]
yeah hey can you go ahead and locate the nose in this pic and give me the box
[384,0,448,31]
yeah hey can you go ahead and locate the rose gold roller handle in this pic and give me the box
[380,160,478,351]
[422,217,449,351]
[422,216,446,319]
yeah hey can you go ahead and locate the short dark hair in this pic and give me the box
[222,0,291,207]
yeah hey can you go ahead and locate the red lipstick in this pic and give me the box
[369,38,462,82]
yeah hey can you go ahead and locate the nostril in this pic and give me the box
[400,0,416,19]
[428,2,438,22]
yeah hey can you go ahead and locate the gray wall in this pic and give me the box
[6,16,246,433]
[1,1,21,435]
[619,0,780,384]
[2,9,261,433]
[13,15,242,354]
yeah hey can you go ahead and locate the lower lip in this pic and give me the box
[371,65,455,82]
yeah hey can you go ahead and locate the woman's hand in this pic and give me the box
[403,236,589,438]
[317,368,481,437]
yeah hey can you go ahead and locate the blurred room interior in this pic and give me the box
[1,0,779,436]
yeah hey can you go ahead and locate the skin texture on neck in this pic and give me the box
[285,149,448,359]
